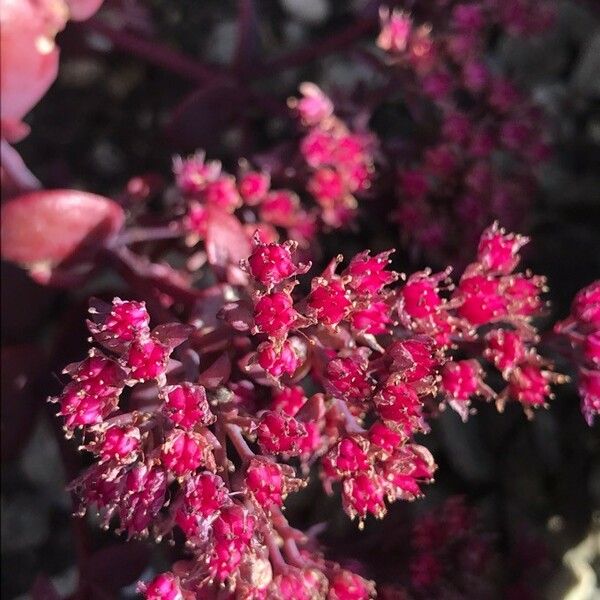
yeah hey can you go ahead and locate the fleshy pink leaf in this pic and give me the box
[198,352,231,389]
[0,0,104,138]
[1,189,125,270]
[205,206,251,282]
[0,0,64,132]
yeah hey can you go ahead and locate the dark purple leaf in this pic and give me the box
[1,261,59,342]
[218,301,254,332]
[190,284,234,334]
[30,574,61,600]
[198,352,231,389]
[234,0,260,74]
[152,322,195,348]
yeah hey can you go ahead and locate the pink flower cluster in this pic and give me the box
[555,281,600,425]
[175,84,374,260]
[292,83,375,228]
[379,497,495,599]
[409,497,492,595]
[418,222,567,420]
[175,151,317,250]
[53,295,378,598]
[51,222,571,598]
[377,3,554,263]
[2,2,591,595]
[241,224,561,524]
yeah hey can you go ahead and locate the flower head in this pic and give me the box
[163,383,214,429]
[308,279,351,327]
[377,8,413,54]
[126,338,170,382]
[257,339,300,378]
[254,291,298,337]
[256,411,307,456]
[247,241,298,287]
[293,82,334,126]
[141,573,182,600]
[161,430,210,477]
[238,171,270,205]
[328,569,376,600]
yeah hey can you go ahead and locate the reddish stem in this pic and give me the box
[82,19,226,84]
[271,507,307,542]
[116,224,184,246]
[250,11,379,79]
[261,523,289,575]
[282,537,308,568]
[234,0,257,76]
[213,422,231,486]
[225,423,255,462]
[336,398,367,435]
[105,246,200,308]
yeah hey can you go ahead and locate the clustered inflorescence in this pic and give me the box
[173,0,559,270]
[48,217,592,599]
[555,281,600,425]
[2,0,598,597]
[27,3,599,598]
[376,2,554,263]
[379,497,495,599]
[175,82,374,258]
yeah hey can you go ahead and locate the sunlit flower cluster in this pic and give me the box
[48,220,576,597]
